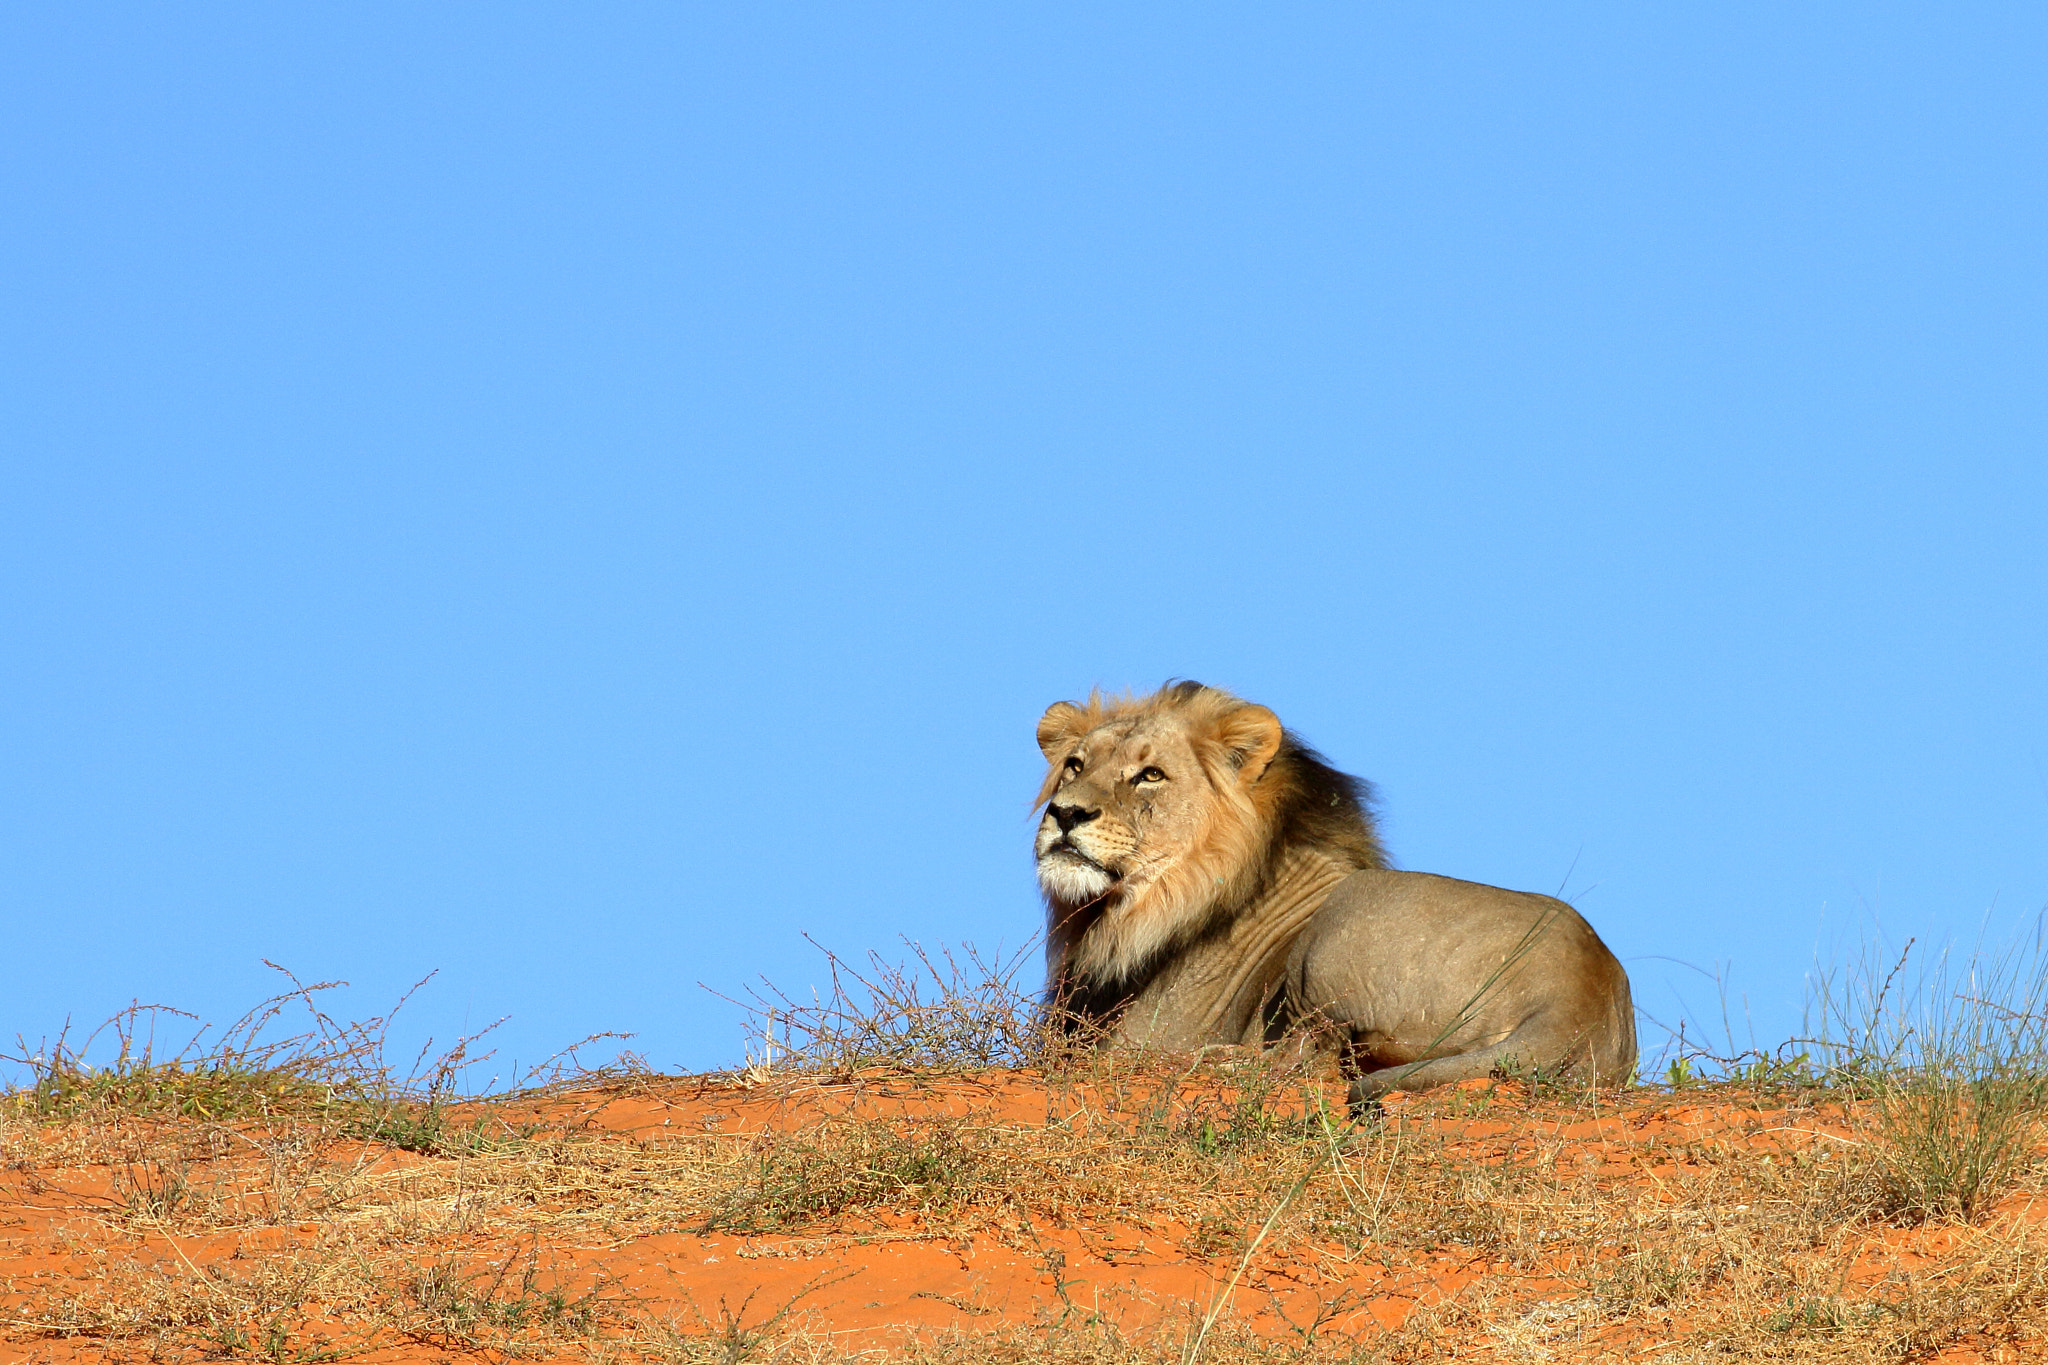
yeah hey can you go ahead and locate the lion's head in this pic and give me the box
[1033,681,1385,991]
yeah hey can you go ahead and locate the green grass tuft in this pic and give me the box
[1809,931,2048,1221]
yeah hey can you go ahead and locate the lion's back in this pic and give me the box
[1286,869,1634,1059]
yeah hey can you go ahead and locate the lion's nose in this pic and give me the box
[1049,803,1099,833]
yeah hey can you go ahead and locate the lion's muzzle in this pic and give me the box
[1035,804,1125,904]
[1037,847,1116,904]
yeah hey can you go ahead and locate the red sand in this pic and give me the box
[3,1073,2042,1362]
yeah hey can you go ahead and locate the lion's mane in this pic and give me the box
[1036,682,1387,1022]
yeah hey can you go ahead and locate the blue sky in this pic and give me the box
[6,6,2045,1080]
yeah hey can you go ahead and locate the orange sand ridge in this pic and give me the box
[3,1071,2043,1362]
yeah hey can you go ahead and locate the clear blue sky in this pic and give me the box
[6,6,2045,1080]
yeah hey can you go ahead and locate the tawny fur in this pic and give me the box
[1032,687,1384,1031]
[1031,682,1637,1101]
[1034,682,1382,1017]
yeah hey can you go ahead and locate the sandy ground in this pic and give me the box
[3,1071,2043,1363]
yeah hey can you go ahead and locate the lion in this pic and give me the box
[1033,681,1637,1104]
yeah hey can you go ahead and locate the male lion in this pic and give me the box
[1034,681,1637,1103]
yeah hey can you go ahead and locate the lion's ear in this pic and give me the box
[1216,704,1284,783]
[1037,701,1087,759]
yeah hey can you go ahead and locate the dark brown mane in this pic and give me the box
[1266,731,1387,878]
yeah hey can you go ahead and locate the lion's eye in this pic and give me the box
[1137,767,1166,784]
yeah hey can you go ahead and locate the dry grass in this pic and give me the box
[1805,933,2048,1222]
[4,939,2047,1364]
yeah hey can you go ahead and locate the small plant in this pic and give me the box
[341,1099,503,1155]
[697,1118,989,1233]
[200,1315,338,1363]
[1490,1054,1581,1100]
[1189,1212,1247,1258]
[1766,1294,1887,1335]
[709,935,1041,1077]
[0,962,577,1139]
[1175,1066,1319,1160]
[1,964,486,1125]
[1809,932,2048,1221]
[345,1098,452,1153]
[1596,1245,1700,1310]
[1734,1048,1815,1091]
[5,991,347,1123]
[1650,1038,1818,1097]
[113,1154,191,1221]
[406,1252,607,1344]
[649,1271,856,1365]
